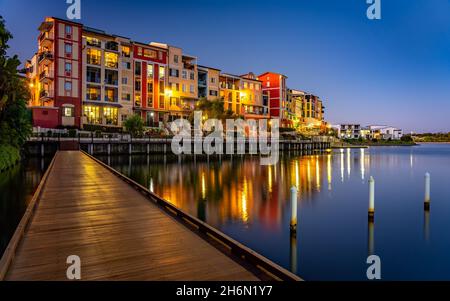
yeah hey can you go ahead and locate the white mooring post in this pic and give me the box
[290,186,298,234]
[424,172,431,210]
[368,176,375,221]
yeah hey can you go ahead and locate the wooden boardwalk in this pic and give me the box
[3,151,261,280]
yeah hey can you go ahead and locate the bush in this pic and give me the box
[68,129,77,138]
[401,135,413,142]
[124,114,144,137]
[0,144,20,172]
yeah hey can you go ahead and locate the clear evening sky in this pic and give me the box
[1,0,449,133]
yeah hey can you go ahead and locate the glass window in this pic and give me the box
[189,72,195,80]
[65,43,72,54]
[86,48,101,65]
[103,107,118,125]
[105,87,118,102]
[174,55,179,63]
[86,85,101,101]
[122,77,128,85]
[135,79,141,91]
[122,93,131,101]
[143,48,157,59]
[147,64,154,78]
[122,61,131,69]
[64,81,72,91]
[211,77,216,84]
[86,66,101,83]
[135,94,141,107]
[135,61,141,76]
[121,45,131,57]
[105,41,119,51]
[63,107,74,117]
[65,25,72,35]
[190,84,194,93]
[65,62,72,73]
[182,70,187,79]
[147,96,153,108]
[84,105,101,124]
[105,69,118,85]
[86,37,101,47]
[159,95,165,109]
[105,52,118,68]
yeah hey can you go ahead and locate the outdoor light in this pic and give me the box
[165,89,173,97]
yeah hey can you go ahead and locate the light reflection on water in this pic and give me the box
[98,144,450,280]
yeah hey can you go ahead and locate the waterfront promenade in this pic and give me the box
[0,151,299,280]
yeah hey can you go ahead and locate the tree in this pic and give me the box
[0,16,32,149]
[190,98,237,122]
[123,114,144,137]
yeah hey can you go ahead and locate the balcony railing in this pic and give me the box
[38,51,54,63]
[39,90,54,99]
[39,31,54,42]
[39,70,54,81]
[198,80,207,87]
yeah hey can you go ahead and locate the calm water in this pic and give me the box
[0,157,51,257]
[98,144,450,280]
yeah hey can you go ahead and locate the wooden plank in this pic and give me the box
[4,151,260,281]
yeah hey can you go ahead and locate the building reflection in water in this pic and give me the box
[340,149,345,182]
[360,148,365,180]
[104,152,342,229]
[368,220,375,256]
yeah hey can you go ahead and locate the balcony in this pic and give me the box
[38,51,54,65]
[39,70,54,83]
[39,31,54,48]
[198,79,207,87]
[39,90,54,101]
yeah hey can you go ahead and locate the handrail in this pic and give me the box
[0,153,58,280]
[82,150,302,281]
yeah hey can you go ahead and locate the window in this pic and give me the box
[135,62,141,76]
[103,107,118,125]
[143,48,157,59]
[172,83,179,91]
[135,94,141,107]
[105,52,118,68]
[147,96,153,108]
[135,79,141,91]
[86,37,101,47]
[121,114,128,122]
[137,47,142,56]
[104,69,118,85]
[65,25,72,35]
[147,82,153,93]
[122,62,131,69]
[63,106,74,117]
[182,84,187,92]
[65,43,72,55]
[122,93,131,101]
[169,68,179,77]
[211,77,216,84]
[105,41,118,51]
[255,84,260,91]
[174,55,179,63]
[250,83,254,89]
[86,85,101,101]
[209,90,218,97]
[86,48,101,65]
[121,46,131,57]
[84,105,101,124]
[122,77,128,85]
[65,62,72,73]
[243,82,248,89]
[147,64,154,78]
[158,51,163,60]
[190,84,194,94]
[86,67,101,83]
[159,66,165,94]
[159,95,165,109]
[105,87,118,102]
[266,82,270,87]
[182,70,187,79]
[189,72,195,80]
[64,81,72,91]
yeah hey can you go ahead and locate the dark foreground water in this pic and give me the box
[97,143,450,280]
[0,157,51,257]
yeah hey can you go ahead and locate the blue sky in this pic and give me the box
[1,0,449,132]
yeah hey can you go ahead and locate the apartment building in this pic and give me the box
[198,65,220,101]
[287,89,305,127]
[303,93,324,127]
[334,124,362,139]
[257,72,289,126]
[219,73,268,118]
[28,17,83,129]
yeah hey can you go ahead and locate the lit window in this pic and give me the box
[121,46,131,57]
[84,105,101,124]
[86,37,101,47]
[87,48,101,65]
[147,64,154,78]
[105,52,118,68]
[63,107,74,117]
[159,66,165,79]
[103,107,118,125]
[144,49,157,59]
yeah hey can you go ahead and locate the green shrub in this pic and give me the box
[0,144,20,172]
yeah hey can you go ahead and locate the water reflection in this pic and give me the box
[97,145,450,280]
